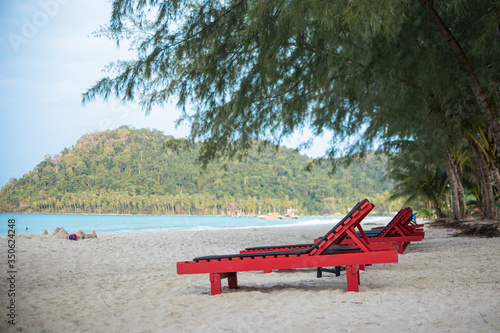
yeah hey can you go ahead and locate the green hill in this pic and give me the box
[0,127,394,215]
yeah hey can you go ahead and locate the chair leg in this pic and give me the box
[346,265,360,292]
[210,273,222,295]
[398,242,404,254]
[317,267,341,278]
[227,272,238,289]
[210,273,238,295]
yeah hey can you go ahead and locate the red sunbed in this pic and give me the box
[177,199,398,295]
[241,208,424,255]
[341,207,424,253]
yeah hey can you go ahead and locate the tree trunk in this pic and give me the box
[449,151,470,219]
[480,161,495,219]
[489,160,500,195]
[469,138,495,219]
[430,198,446,219]
[456,172,470,219]
[417,0,500,149]
[444,151,461,221]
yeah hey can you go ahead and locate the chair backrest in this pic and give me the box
[394,210,419,236]
[306,199,374,255]
[377,208,412,238]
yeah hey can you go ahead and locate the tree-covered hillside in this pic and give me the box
[0,127,394,215]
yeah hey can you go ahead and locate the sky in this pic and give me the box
[0,0,332,188]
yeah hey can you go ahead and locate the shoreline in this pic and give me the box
[10,216,394,238]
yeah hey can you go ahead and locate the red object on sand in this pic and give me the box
[242,208,424,255]
[177,199,399,295]
[339,208,425,254]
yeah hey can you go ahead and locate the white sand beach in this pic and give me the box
[1,224,499,332]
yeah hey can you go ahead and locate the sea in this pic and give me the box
[0,214,392,236]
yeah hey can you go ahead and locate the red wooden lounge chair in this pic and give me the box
[177,199,398,295]
[242,208,424,255]
[340,207,424,253]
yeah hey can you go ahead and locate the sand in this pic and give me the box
[1,223,499,332]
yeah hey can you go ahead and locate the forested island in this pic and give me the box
[0,127,394,216]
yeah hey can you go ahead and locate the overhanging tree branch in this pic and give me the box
[417,0,500,153]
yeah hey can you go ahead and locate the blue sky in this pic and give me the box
[0,0,332,188]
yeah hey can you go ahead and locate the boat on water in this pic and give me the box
[258,213,281,220]
[258,212,298,220]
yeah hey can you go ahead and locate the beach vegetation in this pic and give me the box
[0,127,393,215]
[80,0,498,221]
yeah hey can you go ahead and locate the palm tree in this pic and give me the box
[386,158,449,219]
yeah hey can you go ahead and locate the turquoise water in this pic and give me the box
[0,213,392,236]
